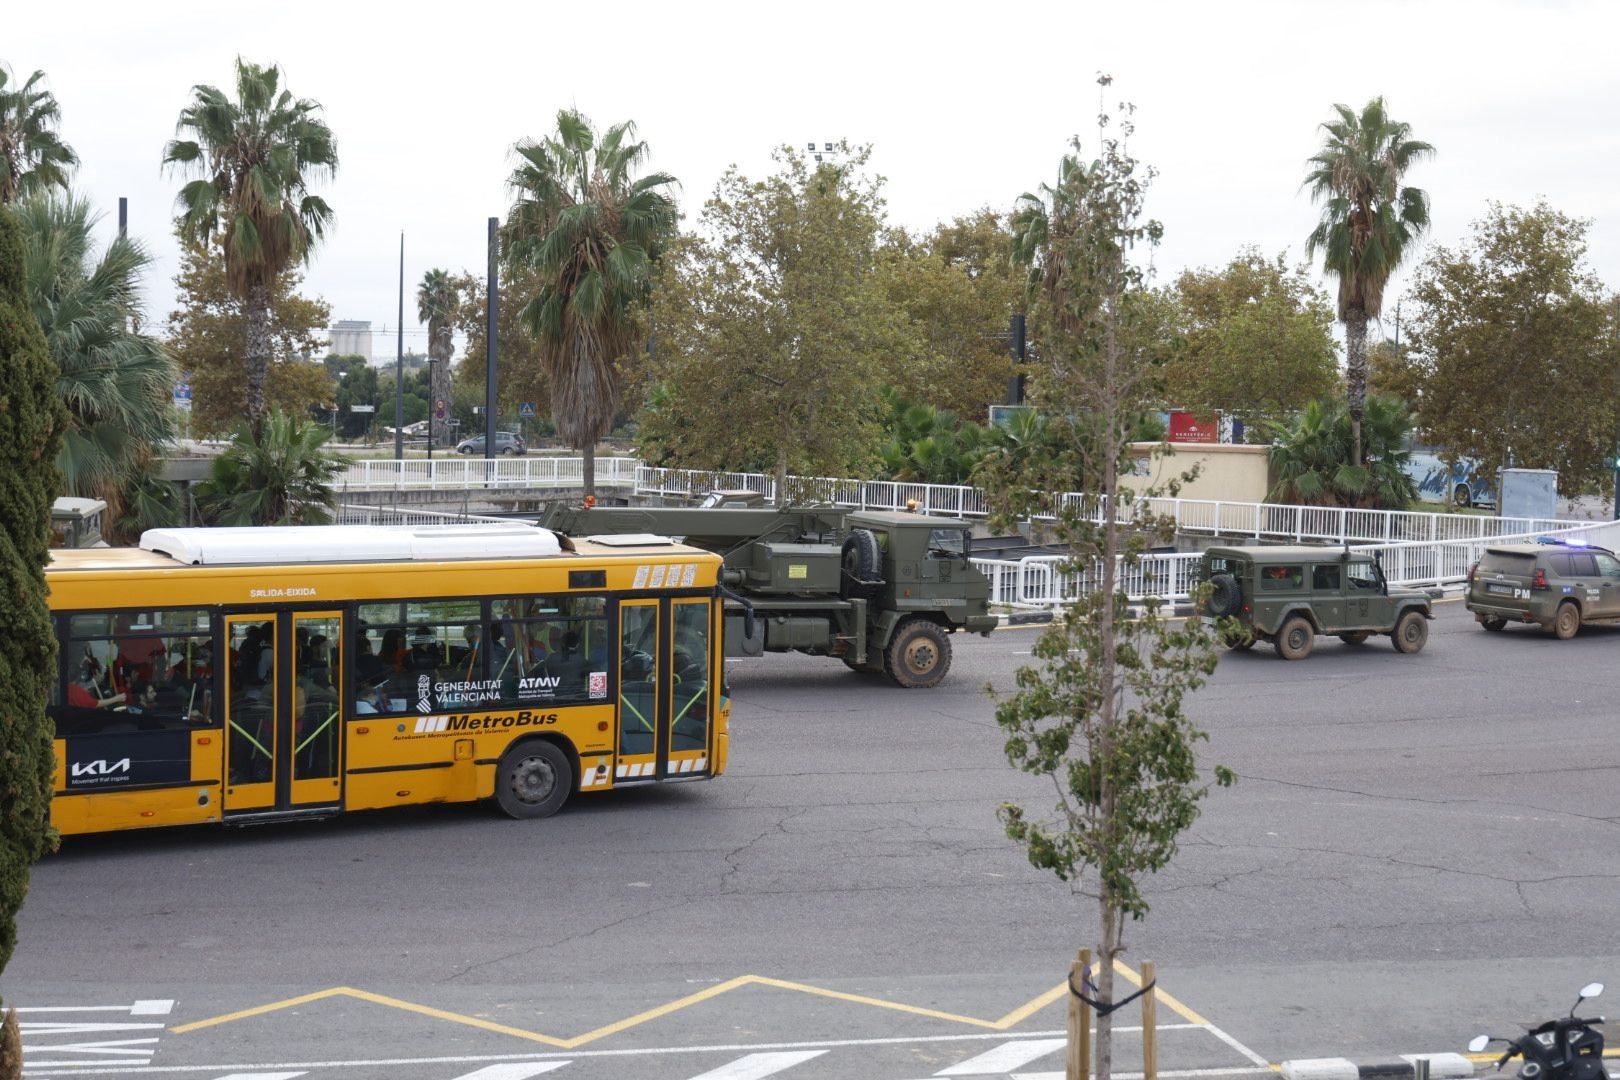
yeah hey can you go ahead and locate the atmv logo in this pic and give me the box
[518,675,561,691]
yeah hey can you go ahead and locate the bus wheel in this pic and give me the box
[495,740,572,819]
[885,618,950,688]
[1453,483,1472,508]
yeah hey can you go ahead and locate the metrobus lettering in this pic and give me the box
[443,711,559,731]
[71,758,131,778]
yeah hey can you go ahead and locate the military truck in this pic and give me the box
[540,503,997,687]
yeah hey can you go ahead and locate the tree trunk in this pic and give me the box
[583,441,596,498]
[1344,306,1369,469]
[430,358,453,447]
[1094,299,1123,1080]
[244,281,272,439]
[775,445,790,508]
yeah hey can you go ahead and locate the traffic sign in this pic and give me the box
[350,404,376,413]
[519,402,537,418]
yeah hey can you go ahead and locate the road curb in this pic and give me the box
[1280,1053,1474,1080]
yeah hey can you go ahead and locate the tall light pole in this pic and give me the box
[394,233,405,460]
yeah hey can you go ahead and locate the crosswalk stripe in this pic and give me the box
[210,1074,307,1080]
[937,1038,1067,1075]
[448,1064,573,1080]
[684,1050,829,1080]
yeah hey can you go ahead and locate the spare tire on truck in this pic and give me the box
[840,528,883,600]
[1206,573,1242,618]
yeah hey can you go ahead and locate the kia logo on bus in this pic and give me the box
[71,758,131,780]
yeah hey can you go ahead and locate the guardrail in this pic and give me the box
[633,466,1576,545]
[974,519,1620,609]
[334,456,641,491]
[335,505,511,526]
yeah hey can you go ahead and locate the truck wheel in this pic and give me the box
[1453,483,1472,508]
[840,529,883,600]
[1480,616,1507,632]
[1553,602,1581,640]
[1206,574,1242,617]
[1275,617,1314,660]
[1338,631,1370,645]
[494,740,572,819]
[1392,610,1429,654]
[885,619,950,688]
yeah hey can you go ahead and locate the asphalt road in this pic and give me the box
[6,600,1619,1080]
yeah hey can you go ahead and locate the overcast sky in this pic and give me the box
[10,0,1619,364]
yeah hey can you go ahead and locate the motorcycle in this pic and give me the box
[1469,982,1607,1080]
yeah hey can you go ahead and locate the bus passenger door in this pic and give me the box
[223,611,343,817]
[668,599,714,777]
[617,600,664,782]
[224,614,278,812]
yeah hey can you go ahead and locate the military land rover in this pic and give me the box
[1198,545,1433,659]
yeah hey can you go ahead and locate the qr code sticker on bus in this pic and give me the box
[589,671,607,699]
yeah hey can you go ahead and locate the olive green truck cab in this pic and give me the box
[1465,541,1620,639]
[540,504,997,687]
[1197,545,1433,659]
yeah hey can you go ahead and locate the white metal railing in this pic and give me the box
[335,505,511,526]
[335,456,641,491]
[973,519,1620,609]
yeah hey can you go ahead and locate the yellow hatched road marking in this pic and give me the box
[170,961,1197,1049]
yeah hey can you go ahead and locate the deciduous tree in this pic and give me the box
[640,145,898,502]
[982,85,1230,1080]
[1161,249,1339,435]
[166,239,333,438]
[1407,201,1620,495]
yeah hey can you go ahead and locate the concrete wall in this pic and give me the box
[1121,442,1271,504]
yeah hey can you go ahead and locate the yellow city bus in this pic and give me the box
[45,524,730,835]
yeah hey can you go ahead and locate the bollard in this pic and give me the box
[1068,948,1091,1080]
[1142,960,1158,1080]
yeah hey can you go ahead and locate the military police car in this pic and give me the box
[1466,539,1620,639]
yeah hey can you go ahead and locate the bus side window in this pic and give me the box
[56,608,213,735]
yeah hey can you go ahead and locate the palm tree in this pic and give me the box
[163,58,337,438]
[502,109,677,495]
[194,410,340,525]
[1268,396,1417,509]
[0,64,77,203]
[1304,97,1433,468]
[14,191,179,530]
[417,269,457,445]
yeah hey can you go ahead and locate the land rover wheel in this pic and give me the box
[885,618,951,688]
[494,740,572,819]
[1553,602,1581,641]
[1275,616,1314,660]
[1392,610,1429,654]
[1480,616,1507,632]
[1338,631,1370,645]
[1207,574,1242,617]
[840,529,883,600]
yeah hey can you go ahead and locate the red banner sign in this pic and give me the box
[1168,410,1219,444]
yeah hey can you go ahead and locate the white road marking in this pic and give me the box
[1203,1022,1271,1068]
[14,1002,172,1016]
[936,1038,1067,1075]
[20,1023,166,1036]
[448,1065,572,1080]
[18,1028,1072,1075]
[210,1074,307,1080]
[684,1051,828,1080]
